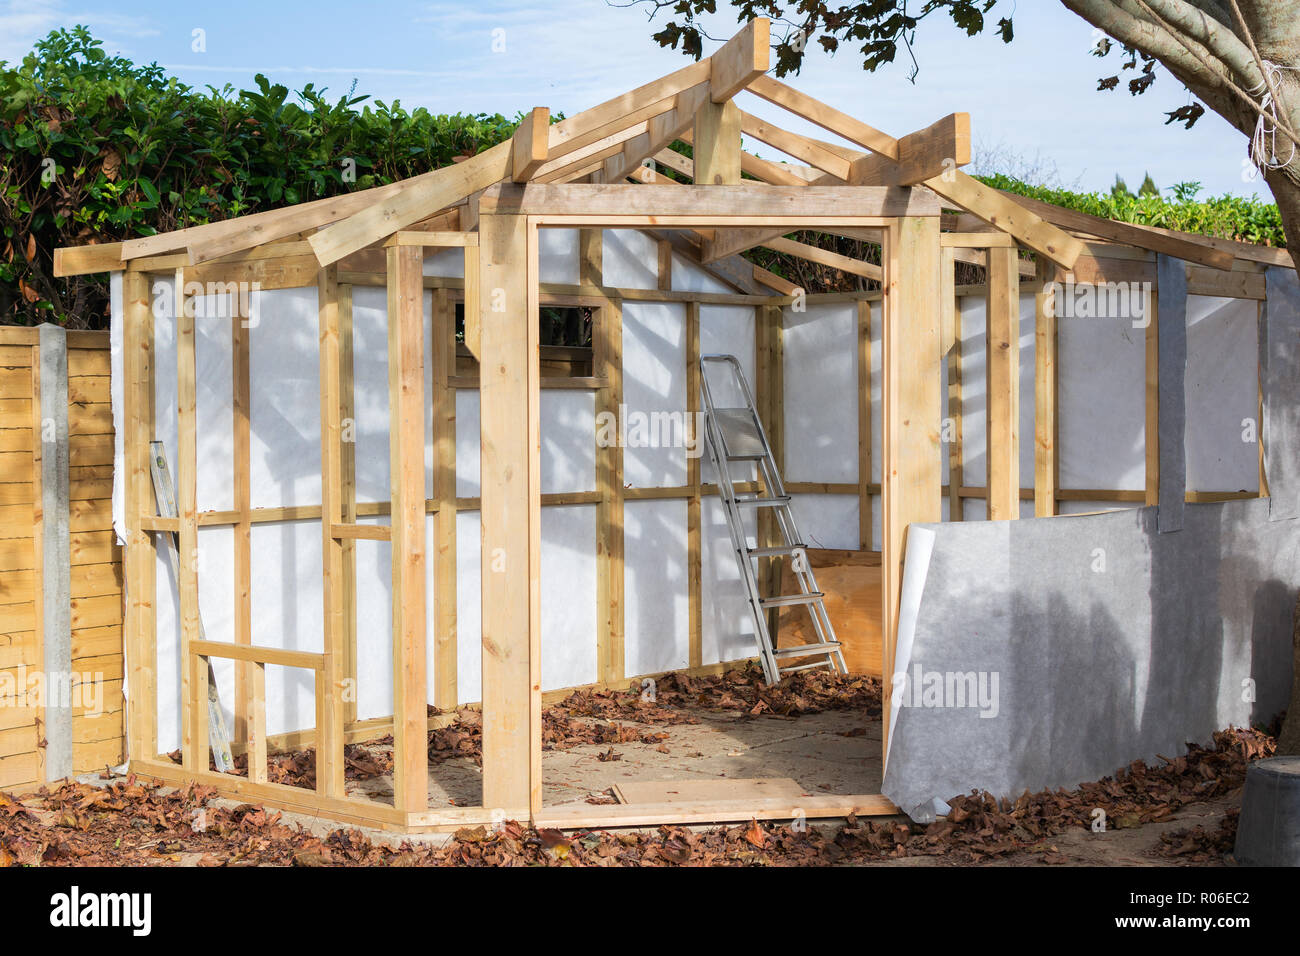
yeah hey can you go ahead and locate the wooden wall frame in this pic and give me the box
[86,16,1278,832]
[101,229,1274,833]
[122,236,525,834]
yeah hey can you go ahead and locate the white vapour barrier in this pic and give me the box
[1185,295,1260,492]
[602,229,660,290]
[112,225,1271,750]
[700,496,756,666]
[783,303,857,484]
[624,499,691,676]
[454,511,482,705]
[957,294,1037,493]
[622,302,688,489]
[1058,295,1148,493]
[780,288,1261,550]
[779,289,863,549]
[540,506,599,690]
[870,302,883,550]
[790,494,860,550]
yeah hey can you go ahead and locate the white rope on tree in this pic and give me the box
[1249,59,1300,172]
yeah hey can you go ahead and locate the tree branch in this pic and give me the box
[1063,0,1299,144]
[1143,0,1263,87]
[1065,0,1235,99]
[1136,0,1300,146]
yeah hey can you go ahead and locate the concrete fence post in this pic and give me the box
[38,323,72,782]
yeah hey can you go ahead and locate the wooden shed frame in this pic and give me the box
[52,17,1289,832]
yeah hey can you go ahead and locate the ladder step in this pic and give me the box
[734,494,791,508]
[712,407,767,459]
[747,544,806,558]
[774,642,841,659]
[725,452,766,462]
[759,592,824,608]
[778,660,840,676]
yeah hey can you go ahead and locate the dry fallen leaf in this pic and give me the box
[101,149,122,182]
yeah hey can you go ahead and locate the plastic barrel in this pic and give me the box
[1234,755,1300,866]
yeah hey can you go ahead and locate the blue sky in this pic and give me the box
[0,0,1272,199]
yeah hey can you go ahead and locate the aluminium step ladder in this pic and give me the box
[699,354,847,685]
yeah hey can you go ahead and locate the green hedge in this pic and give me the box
[0,27,521,327]
[975,173,1286,249]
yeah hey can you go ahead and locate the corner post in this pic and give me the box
[122,269,157,762]
[432,287,459,710]
[478,213,542,818]
[317,264,346,799]
[386,245,430,814]
[1034,257,1058,516]
[176,271,200,771]
[881,216,942,758]
[985,245,1020,520]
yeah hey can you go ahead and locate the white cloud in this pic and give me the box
[160,64,467,79]
[0,0,159,64]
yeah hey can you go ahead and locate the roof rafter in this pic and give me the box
[762,236,882,282]
[550,62,710,156]
[848,113,971,186]
[626,159,881,284]
[535,123,649,183]
[111,176,415,267]
[999,190,1235,271]
[657,138,810,187]
[307,20,771,265]
[737,110,853,181]
[308,138,514,266]
[738,75,1083,269]
[928,172,1086,270]
[747,74,900,158]
[644,228,772,296]
[601,83,711,184]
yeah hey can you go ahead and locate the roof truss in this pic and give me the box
[55,16,1275,281]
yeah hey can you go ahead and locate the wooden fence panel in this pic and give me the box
[0,326,123,792]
